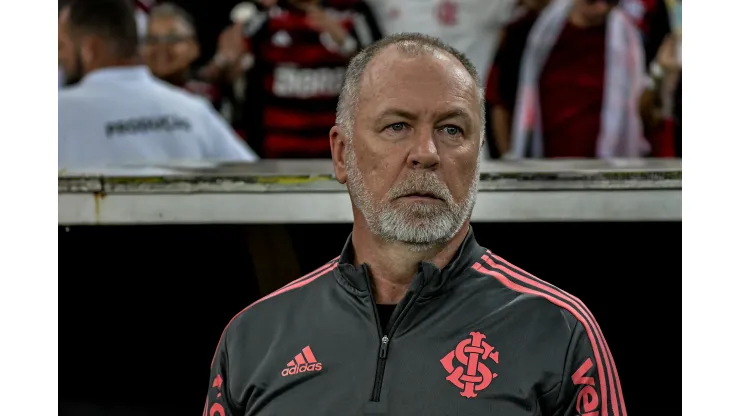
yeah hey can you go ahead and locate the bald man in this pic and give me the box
[204,33,626,416]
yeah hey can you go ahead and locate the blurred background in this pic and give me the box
[58,0,681,414]
[59,0,682,162]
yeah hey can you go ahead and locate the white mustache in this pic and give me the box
[387,174,452,203]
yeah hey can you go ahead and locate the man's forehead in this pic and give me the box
[366,46,471,81]
[359,46,479,115]
[151,16,192,32]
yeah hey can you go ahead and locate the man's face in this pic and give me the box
[340,47,482,249]
[58,7,83,86]
[142,16,199,80]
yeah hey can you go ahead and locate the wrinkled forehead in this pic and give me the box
[358,46,480,121]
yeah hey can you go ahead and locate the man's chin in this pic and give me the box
[378,212,457,241]
[390,230,455,251]
[395,206,450,221]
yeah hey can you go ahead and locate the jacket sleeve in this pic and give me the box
[203,329,242,416]
[553,320,626,416]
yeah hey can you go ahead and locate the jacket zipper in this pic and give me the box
[371,335,389,402]
[369,287,424,402]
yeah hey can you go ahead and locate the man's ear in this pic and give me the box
[329,125,348,184]
[79,35,101,70]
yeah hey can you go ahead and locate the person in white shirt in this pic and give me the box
[59,0,154,88]
[58,0,258,169]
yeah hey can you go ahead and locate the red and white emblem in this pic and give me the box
[440,331,499,398]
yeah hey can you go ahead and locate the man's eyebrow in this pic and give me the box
[375,108,474,123]
[376,108,418,121]
[437,108,470,120]
[436,109,473,125]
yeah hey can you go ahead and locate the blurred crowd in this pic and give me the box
[58,0,682,169]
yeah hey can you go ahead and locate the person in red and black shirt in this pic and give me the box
[218,0,382,158]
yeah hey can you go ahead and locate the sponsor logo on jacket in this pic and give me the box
[282,346,323,377]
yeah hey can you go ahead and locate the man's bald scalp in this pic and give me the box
[336,33,486,141]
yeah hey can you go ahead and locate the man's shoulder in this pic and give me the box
[224,258,340,334]
[470,251,593,328]
[58,85,108,121]
[58,84,93,105]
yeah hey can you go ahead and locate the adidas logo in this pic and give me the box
[281,346,323,377]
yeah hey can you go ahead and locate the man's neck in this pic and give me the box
[86,56,142,74]
[351,218,470,305]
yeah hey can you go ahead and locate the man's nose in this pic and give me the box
[407,129,440,170]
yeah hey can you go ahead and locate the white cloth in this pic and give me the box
[365,0,518,82]
[135,8,149,38]
[510,0,649,158]
[134,0,156,38]
[58,66,258,169]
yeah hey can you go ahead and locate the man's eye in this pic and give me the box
[441,126,462,136]
[388,122,406,131]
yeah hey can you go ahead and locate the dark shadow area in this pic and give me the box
[59,222,679,415]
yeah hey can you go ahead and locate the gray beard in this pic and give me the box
[345,143,479,251]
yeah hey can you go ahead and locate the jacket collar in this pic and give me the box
[335,226,486,298]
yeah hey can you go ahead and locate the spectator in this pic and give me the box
[508,0,649,158]
[58,0,258,170]
[659,0,680,156]
[620,0,670,66]
[209,0,382,159]
[485,0,549,156]
[653,10,680,157]
[672,72,681,157]
[634,0,680,157]
[633,0,682,157]
[142,3,223,109]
